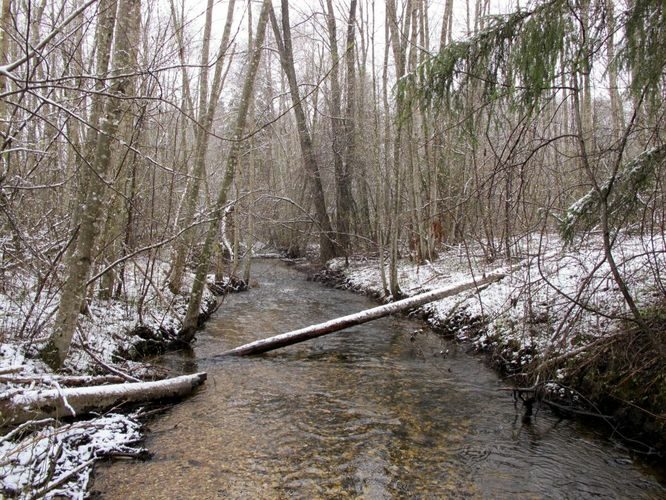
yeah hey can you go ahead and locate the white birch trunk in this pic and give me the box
[221,264,520,356]
[1,373,207,426]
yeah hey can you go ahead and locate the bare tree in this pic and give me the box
[324,0,357,256]
[270,0,337,263]
[168,0,237,294]
[43,0,142,369]
[179,0,271,342]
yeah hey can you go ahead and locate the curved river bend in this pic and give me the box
[94,260,665,498]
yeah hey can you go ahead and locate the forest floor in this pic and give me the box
[314,232,666,455]
[0,259,220,498]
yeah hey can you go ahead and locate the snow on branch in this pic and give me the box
[559,145,666,242]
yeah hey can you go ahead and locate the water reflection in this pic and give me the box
[93,260,665,499]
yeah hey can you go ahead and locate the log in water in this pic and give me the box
[220,267,509,356]
[93,260,665,498]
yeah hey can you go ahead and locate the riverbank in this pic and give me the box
[91,258,666,498]
[0,258,221,498]
[312,234,666,455]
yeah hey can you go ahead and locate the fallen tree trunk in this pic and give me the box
[1,372,207,426]
[221,266,515,357]
[0,374,126,386]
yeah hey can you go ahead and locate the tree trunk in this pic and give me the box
[1,373,207,426]
[169,0,236,294]
[221,264,518,356]
[270,0,337,263]
[42,0,139,369]
[341,0,358,249]
[386,0,410,296]
[178,0,271,343]
[324,0,347,254]
[605,0,624,141]
[98,0,142,299]
[324,0,357,256]
[0,0,13,125]
[64,0,117,251]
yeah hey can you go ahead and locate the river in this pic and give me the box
[93,260,665,498]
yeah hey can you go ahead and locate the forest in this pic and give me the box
[1,0,665,497]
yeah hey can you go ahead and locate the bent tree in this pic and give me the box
[270,0,338,263]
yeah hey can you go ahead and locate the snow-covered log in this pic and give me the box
[0,374,126,386]
[0,372,207,426]
[221,267,514,356]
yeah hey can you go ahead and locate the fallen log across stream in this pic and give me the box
[0,372,207,426]
[221,264,519,357]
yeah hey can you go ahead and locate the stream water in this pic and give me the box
[93,260,665,498]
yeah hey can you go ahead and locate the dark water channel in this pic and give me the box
[94,260,665,498]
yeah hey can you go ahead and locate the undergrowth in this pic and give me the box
[564,307,666,450]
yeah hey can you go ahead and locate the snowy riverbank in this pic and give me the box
[319,234,666,452]
[0,259,218,498]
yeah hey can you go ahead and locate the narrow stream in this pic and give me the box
[93,260,664,498]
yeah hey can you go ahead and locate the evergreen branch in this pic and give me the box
[559,145,666,242]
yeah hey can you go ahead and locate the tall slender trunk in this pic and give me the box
[386,0,411,296]
[0,0,12,127]
[43,0,140,369]
[341,0,358,251]
[605,0,624,141]
[64,0,117,250]
[325,0,348,254]
[179,0,271,342]
[98,0,142,299]
[324,0,358,256]
[169,0,236,293]
[270,0,337,263]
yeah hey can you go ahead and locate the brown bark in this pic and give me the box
[341,0,358,249]
[0,0,12,123]
[325,0,357,255]
[270,0,337,263]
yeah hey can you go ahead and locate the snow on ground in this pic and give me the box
[0,257,213,374]
[0,257,215,498]
[0,413,144,499]
[330,233,665,374]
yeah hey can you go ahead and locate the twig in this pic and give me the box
[0,366,23,375]
[50,379,76,417]
[0,418,55,444]
[77,337,141,383]
[27,458,96,500]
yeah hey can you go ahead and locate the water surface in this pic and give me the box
[94,260,665,498]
